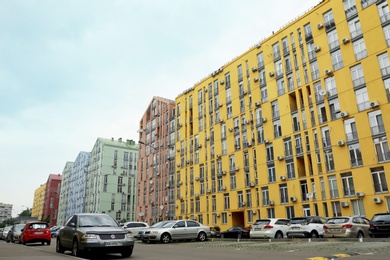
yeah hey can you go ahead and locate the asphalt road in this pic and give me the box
[1,238,390,260]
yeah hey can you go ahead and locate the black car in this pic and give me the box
[220,226,250,239]
[369,212,390,238]
[56,213,135,258]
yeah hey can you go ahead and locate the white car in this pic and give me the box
[250,218,290,239]
[123,222,149,238]
[287,216,327,238]
[141,220,211,243]
[1,226,11,240]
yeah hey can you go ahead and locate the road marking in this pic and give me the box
[307,253,360,260]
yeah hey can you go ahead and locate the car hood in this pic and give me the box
[79,227,129,235]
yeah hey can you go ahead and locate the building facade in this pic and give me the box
[42,174,62,227]
[85,138,138,223]
[174,0,390,229]
[0,203,12,222]
[31,183,47,220]
[66,152,90,219]
[57,161,73,226]
[137,96,176,224]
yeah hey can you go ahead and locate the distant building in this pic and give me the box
[31,184,47,220]
[66,152,90,218]
[137,96,176,224]
[0,203,12,222]
[85,138,138,222]
[57,162,73,226]
[43,174,62,227]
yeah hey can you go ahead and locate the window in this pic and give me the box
[277,78,285,96]
[271,100,279,119]
[286,160,295,179]
[268,165,276,183]
[328,175,339,199]
[286,206,295,219]
[331,201,342,217]
[224,194,230,210]
[284,138,293,157]
[280,184,288,204]
[378,52,390,77]
[353,38,367,60]
[273,120,282,138]
[384,24,390,46]
[331,50,344,71]
[355,87,370,111]
[351,199,366,216]
[378,1,390,24]
[311,61,320,80]
[348,18,362,39]
[324,150,335,172]
[369,110,385,136]
[266,144,274,162]
[371,166,389,193]
[349,143,363,167]
[267,208,275,218]
[327,29,339,50]
[374,136,390,162]
[344,118,358,142]
[344,0,357,18]
[341,172,355,197]
[262,187,270,206]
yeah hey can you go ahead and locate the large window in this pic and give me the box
[371,166,389,193]
[341,172,355,197]
[279,184,289,204]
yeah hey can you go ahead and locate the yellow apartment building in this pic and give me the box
[31,183,47,220]
[174,0,390,229]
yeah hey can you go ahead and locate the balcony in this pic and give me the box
[371,124,386,136]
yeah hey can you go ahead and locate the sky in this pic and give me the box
[0,0,321,217]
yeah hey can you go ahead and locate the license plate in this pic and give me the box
[105,241,123,246]
[291,227,300,230]
[331,228,340,232]
[255,228,262,231]
[34,232,43,234]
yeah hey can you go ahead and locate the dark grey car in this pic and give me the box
[56,213,134,258]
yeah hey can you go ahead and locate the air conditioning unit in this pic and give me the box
[264,139,270,144]
[317,23,324,29]
[252,66,258,72]
[178,181,183,185]
[373,197,382,204]
[218,103,223,107]
[341,201,349,207]
[306,192,313,198]
[179,196,183,200]
[325,69,333,75]
[235,167,239,171]
[192,216,197,220]
[206,136,210,141]
[216,213,220,217]
[221,186,226,190]
[356,192,365,198]
[269,200,275,206]
[269,71,275,77]
[290,196,297,202]
[228,127,233,132]
[220,80,225,85]
[221,171,226,176]
[262,117,267,123]
[342,38,350,44]
[247,142,253,147]
[277,155,284,161]
[340,111,349,118]
[166,183,170,188]
[254,77,259,82]
[255,101,261,107]
[219,118,224,123]
[198,144,202,148]
[176,149,180,152]
[195,193,199,197]
[249,182,255,187]
[280,175,287,181]
[241,201,246,206]
[319,89,327,96]
[337,140,345,146]
[252,210,257,214]
[216,154,221,158]
[255,43,261,48]
[314,46,321,52]
[206,189,211,194]
[175,204,178,208]
[195,177,200,181]
[370,100,379,108]
[243,119,249,124]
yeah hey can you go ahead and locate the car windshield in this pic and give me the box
[372,215,390,222]
[290,218,309,224]
[326,218,349,224]
[254,220,271,225]
[79,215,119,227]
[151,221,169,228]
[160,222,177,228]
[15,224,25,231]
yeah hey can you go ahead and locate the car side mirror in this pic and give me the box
[21,229,24,231]
[69,223,76,227]
[173,225,178,229]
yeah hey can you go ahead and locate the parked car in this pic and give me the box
[50,226,62,237]
[19,221,51,245]
[220,226,250,239]
[286,216,327,238]
[323,216,370,238]
[136,221,171,240]
[1,226,11,240]
[6,223,25,243]
[122,222,149,238]
[211,226,221,238]
[56,213,135,258]
[250,218,290,239]
[369,212,390,238]
[141,220,211,243]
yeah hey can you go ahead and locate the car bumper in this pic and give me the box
[78,238,135,252]
[250,231,276,239]
[287,231,311,238]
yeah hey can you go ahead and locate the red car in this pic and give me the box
[19,221,51,245]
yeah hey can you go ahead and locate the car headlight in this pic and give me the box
[126,233,133,238]
[151,231,159,234]
[82,234,98,239]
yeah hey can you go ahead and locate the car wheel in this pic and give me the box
[72,240,79,256]
[357,231,364,238]
[121,248,133,258]
[56,238,65,253]
[47,239,51,246]
[160,233,171,244]
[197,231,207,242]
[310,231,319,238]
[275,231,283,239]
[22,240,26,245]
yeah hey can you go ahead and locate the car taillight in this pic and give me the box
[369,224,375,229]
[341,224,353,229]
[263,225,273,229]
[323,225,328,229]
